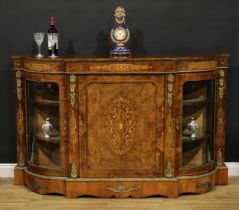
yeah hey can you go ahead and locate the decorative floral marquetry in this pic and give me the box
[197,182,211,190]
[69,75,76,107]
[217,147,223,166]
[71,161,77,178]
[105,97,136,155]
[70,111,77,143]
[17,105,24,136]
[90,64,152,72]
[32,180,46,190]
[16,71,22,101]
[217,107,224,132]
[18,151,24,167]
[166,159,173,178]
[17,104,24,167]
[24,62,62,72]
[167,74,174,108]
[218,69,225,100]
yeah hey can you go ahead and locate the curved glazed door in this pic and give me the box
[25,73,67,176]
[177,71,217,176]
[78,75,164,178]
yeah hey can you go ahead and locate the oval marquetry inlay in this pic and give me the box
[105,97,136,155]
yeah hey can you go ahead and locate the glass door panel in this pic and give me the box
[26,81,60,169]
[182,80,215,168]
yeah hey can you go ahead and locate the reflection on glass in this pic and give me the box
[182,80,215,168]
[26,81,60,168]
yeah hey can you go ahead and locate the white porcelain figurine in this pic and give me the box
[42,118,53,139]
[187,116,198,139]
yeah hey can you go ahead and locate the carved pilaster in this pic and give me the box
[216,66,227,166]
[165,74,175,177]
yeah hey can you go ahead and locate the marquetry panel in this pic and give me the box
[79,75,164,178]
[24,61,64,72]
[178,61,217,71]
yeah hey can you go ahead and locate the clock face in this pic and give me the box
[113,28,127,41]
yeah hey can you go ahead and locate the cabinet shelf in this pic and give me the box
[35,134,60,144]
[183,97,208,106]
[31,98,59,106]
[182,134,209,143]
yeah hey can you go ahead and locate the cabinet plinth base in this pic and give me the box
[14,166,228,198]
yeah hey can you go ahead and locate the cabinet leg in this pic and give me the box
[14,167,25,185]
[215,166,228,185]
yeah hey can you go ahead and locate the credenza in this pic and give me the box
[12,54,229,198]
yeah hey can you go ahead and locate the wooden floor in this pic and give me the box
[0,177,239,210]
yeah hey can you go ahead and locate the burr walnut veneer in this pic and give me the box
[12,54,229,198]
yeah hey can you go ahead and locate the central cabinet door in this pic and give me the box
[79,75,164,178]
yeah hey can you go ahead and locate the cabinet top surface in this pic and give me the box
[12,53,229,62]
[12,54,229,73]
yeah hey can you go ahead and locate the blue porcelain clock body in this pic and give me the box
[110,6,131,57]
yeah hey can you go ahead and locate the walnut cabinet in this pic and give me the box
[12,54,229,198]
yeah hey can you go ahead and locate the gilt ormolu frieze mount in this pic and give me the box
[218,69,225,100]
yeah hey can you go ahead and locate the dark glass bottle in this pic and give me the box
[47,16,58,56]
